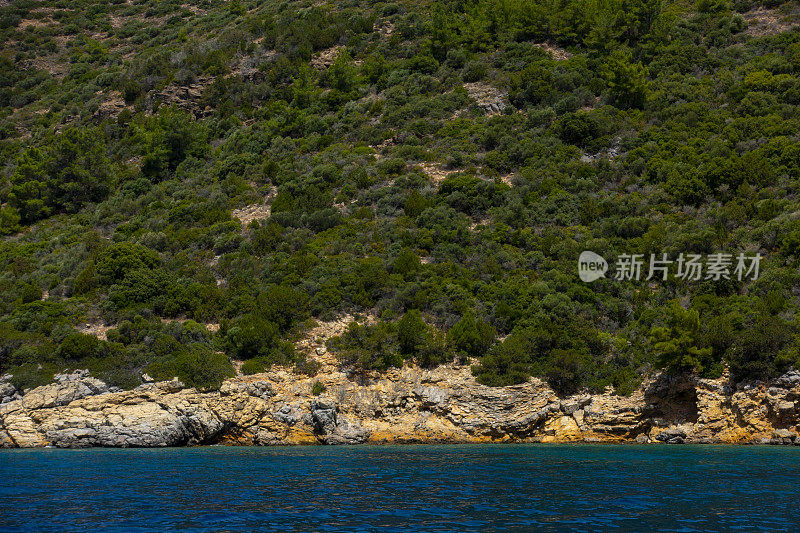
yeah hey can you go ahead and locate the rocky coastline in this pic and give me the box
[3,364,800,448]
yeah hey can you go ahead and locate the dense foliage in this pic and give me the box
[2,0,800,393]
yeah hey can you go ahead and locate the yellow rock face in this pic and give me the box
[2,366,800,447]
[541,416,582,443]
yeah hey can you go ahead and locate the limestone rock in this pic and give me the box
[273,404,302,426]
[0,383,19,405]
[4,363,800,448]
[655,427,687,444]
[413,386,449,410]
[311,399,337,434]
[776,370,800,389]
[21,373,110,410]
[322,416,368,445]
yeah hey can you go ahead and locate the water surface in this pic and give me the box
[1,444,798,532]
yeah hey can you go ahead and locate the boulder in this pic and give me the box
[772,429,796,445]
[655,427,687,444]
[561,396,591,415]
[311,399,337,434]
[321,417,368,445]
[273,404,302,426]
[22,374,110,410]
[0,383,19,405]
[413,386,449,410]
[42,392,224,447]
[776,370,800,389]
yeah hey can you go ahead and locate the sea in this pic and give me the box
[1,443,799,532]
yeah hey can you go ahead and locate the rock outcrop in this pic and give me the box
[3,365,800,448]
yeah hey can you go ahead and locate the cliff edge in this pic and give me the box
[3,364,800,448]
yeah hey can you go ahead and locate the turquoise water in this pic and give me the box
[1,444,799,532]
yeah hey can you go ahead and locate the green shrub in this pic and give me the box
[472,333,532,386]
[58,332,101,360]
[649,302,715,375]
[18,283,42,304]
[241,358,267,375]
[397,310,428,354]
[447,312,495,359]
[7,126,111,224]
[148,344,234,390]
[725,315,794,382]
[602,49,648,109]
[393,248,421,278]
[311,381,326,395]
[328,321,403,372]
[0,207,21,235]
[96,242,160,284]
[223,313,280,361]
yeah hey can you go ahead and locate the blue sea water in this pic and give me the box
[1,444,799,532]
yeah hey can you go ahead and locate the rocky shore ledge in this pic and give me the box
[3,364,800,448]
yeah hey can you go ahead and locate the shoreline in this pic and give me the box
[5,439,800,450]
[4,364,800,449]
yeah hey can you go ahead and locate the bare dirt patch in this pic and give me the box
[180,3,208,15]
[232,204,272,227]
[418,162,453,185]
[464,82,507,115]
[376,21,395,37]
[94,90,132,121]
[151,75,214,115]
[498,173,514,186]
[232,188,277,229]
[79,322,113,341]
[534,42,571,61]
[743,7,796,36]
[29,6,62,15]
[109,14,126,29]
[311,45,343,69]
[469,217,493,231]
[18,18,57,30]
[160,317,220,332]
[295,314,377,371]
[21,56,69,78]
[369,137,395,156]
[229,50,276,80]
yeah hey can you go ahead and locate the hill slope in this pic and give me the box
[2,0,800,395]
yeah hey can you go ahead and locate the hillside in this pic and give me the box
[2,0,800,398]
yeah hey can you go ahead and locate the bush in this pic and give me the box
[447,312,495,359]
[397,310,428,354]
[556,112,600,147]
[649,302,715,375]
[241,358,267,375]
[7,126,111,224]
[258,284,309,331]
[0,207,21,235]
[726,315,794,382]
[328,321,403,372]
[148,344,234,390]
[543,349,590,396]
[96,242,160,284]
[393,248,422,278]
[19,283,42,304]
[223,313,279,360]
[602,50,648,109]
[311,381,326,395]
[472,333,532,386]
[462,60,486,82]
[58,332,101,360]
